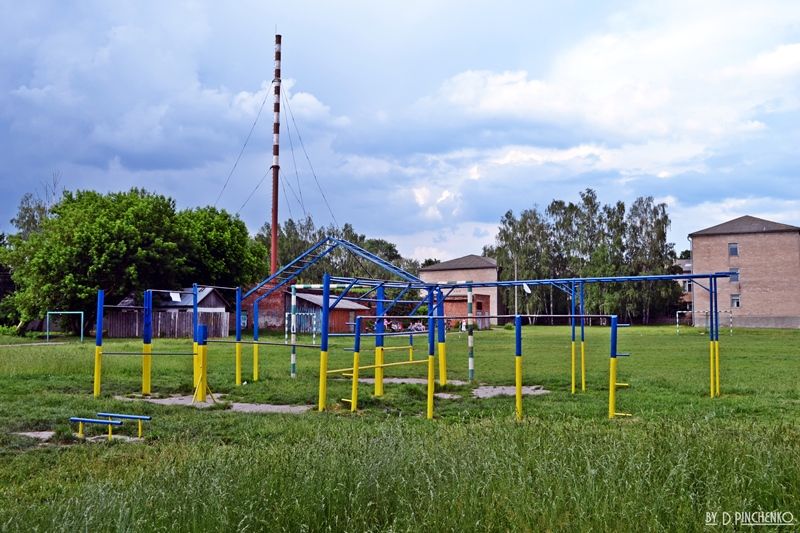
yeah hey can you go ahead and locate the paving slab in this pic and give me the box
[472,385,549,398]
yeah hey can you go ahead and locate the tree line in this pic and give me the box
[0,187,421,332]
[482,189,682,323]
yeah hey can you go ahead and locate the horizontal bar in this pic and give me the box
[329,331,428,337]
[207,340,318,349]
[69,417,123,426]
[382,346,412,352]
[104,305,146,309]
[102,351,196,356]
[147,289,195,294]
[328,359,429,374]
[196,285,238,291]
[97,413,152,421]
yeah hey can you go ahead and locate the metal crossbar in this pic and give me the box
[328,359,428,374]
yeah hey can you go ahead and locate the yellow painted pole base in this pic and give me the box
[374,347,384,397]
[351,351,359,412]
[93,346,102,398]
[142,343,152,395]
[437,342,447,386]
[318,351,328,412]
[253,345,259,382]
[235,342,242,386]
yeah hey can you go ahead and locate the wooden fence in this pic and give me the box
[105,310,230,338]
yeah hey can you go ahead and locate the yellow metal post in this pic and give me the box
[571,341,576,394]
[193,341,199,389]
[235,342,242,386]
[318,351,328,411]
[351,351,359,412]
[437,342,448,386]
[93,346,102,398]
[138,420,143,438]
[197,343,208,402]
[142,342,152,395]
[408,344,413,362]
[608,357,617,419]
[253,344,259,382]
[77,421,84,439]
[374,346,384,397]
[426,355,435,419]
[515,355,523,421]
[580,341,586,392]
[107,422,113,441]
[709,341,715,398]
[715,340,720,397]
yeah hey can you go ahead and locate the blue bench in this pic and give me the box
[97,413,152,438]
[69,417,123,440]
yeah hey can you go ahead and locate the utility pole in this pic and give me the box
[270,34,282,275]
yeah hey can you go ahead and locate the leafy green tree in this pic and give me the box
[177,207,267,287]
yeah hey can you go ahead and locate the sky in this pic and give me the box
[2,0,800,260]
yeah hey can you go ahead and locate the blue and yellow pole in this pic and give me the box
[515,315,523,421]
[708,278,716,398]
[713,277,721,397]
[570,283,576,394]
[351,317,362,412]
[235,287,242,386]
[608,315,618,419]
[142,290,152,395]
[252,302,260,382]
[408,333,414,361]
[375,285,385,396]
[436,287,447,385]
[192,283,199,388]
[426,289,436,419]
[93,290,104,398]
[467,283,475,381]
[290,285,298,378]
[580,282,586,392]
[318,273,331,412]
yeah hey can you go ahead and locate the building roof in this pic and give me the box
[116,287,229,308]
[295,293,369,311]
[419,254,497,272]
[689,215,800,237]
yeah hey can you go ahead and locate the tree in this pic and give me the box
[177,207,267,287]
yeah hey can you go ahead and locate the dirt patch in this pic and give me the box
[13,431,55,441]
[229,403,312,414]
[115,394,311,415]
[434,393,462,400]
[472,385,549,398]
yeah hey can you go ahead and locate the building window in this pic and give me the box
[728,242,739,257]
[731,294,741,308]
[730,268,739,282]
[682,280,693,293]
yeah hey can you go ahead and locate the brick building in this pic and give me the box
[419,255,499,325]
[689,215,800,328]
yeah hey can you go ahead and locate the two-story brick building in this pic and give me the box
[419,255,499,326]
[689,215,800,328]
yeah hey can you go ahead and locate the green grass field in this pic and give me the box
[0,325,798,532]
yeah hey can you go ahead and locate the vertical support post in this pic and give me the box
[192,283,199,388]
[714,278,721,397]
[93,290,104,398]
[608,315,618,419]
[515,315,523,421]
[374,285,385,396]
[580,282,586,392]
[570,283,576,394]
[708,277,716,398]
[467,283,475,381]
[252,302,260,382]
[436,287,447,385]
[197,324,208,402]
[235,287,242,386]
[290,285,298,378]
[142,290,152,395]
[77,421,84,439]
[318,273,331,412]
[351,317,362,412]
[408,333,414,362]
[426,289,436,420]
[45,313,50,343]
[107,422,113,441]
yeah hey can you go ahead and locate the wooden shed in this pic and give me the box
[285,291,372,334]
[105,287,231,338]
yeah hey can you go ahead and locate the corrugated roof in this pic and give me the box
[690,215,799,237]
[296,293,369,311]
[419,254,497,272]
